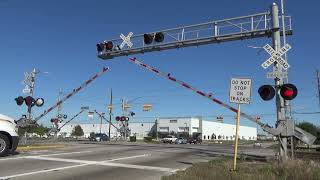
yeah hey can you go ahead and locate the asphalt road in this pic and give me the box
[0,142,275,180]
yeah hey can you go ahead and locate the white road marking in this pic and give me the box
[27,155,177,172]
[39,150,93,157]
[104,154,151,162]
[0,150,93,161]
[0,153,177,179]
[0,164,88,179]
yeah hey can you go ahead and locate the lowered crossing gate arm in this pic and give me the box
[128,57,316,145]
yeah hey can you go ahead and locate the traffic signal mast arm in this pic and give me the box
[33,67,110,123]
[98,12,292,60]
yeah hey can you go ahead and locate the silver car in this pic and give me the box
[175,138,187,144]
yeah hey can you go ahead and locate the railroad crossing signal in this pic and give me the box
[258,84,298,101]
[119,32,133,49]
[261,43,291,70]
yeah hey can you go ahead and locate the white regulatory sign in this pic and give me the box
[261,43,291,70]
[266,71,288,79]
[229,78,252,104]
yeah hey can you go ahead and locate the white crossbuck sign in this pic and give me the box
[261,43,291,70]
[120,32,133,49]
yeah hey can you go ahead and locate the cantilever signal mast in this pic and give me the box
[97,11,292,60]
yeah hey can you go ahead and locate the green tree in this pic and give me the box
[34,124,49,137]
[71,125,84,137]
[297,122,320,144]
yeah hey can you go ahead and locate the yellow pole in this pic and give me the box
[233,103,241,171]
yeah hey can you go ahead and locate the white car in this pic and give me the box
[0,114,19,156]
[162,135,177,143]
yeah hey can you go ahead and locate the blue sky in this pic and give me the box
[0,0,319,131]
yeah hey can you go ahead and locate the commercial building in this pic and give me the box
[58,116,257,140]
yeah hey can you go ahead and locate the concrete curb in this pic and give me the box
[17,144,66,151]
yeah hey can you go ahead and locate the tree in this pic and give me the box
[34,124,49,137]
[297,122,320,144]
[71,125,84,137]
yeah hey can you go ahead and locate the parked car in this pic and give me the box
[175,138,188,144]
[162,135,177,143]
[188,137,202,144]
[89,133,109,141]
[0,114,19,157]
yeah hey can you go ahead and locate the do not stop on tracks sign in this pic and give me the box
[229,78,252,104]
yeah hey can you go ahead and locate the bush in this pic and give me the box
[144,136,153,142]
[130,136,136,142]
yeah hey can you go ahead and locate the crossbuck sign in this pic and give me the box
[120,32,133,49]
[261,43,291,70]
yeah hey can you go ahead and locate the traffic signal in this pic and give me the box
[280,84,298,100]
[258,85,275,101]
[143,32,164,45]
[15,96,24,106]
[115,116,121,121]
[24,96,35,107]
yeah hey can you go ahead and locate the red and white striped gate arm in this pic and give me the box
[128,57,264,126]
[34,67,110,122]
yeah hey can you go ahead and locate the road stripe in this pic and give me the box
[0,164,88,179]
[104,154,151,162]
[0,150,93,161]
[28,156,177,172]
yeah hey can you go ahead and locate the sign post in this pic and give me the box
[229,78,252,171]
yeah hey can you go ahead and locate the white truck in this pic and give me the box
[0,114,19,156]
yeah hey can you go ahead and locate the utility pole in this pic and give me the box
[108,89,113,139]
[317,70,320,106]
[271,3,288,161]
[99,113,103,134]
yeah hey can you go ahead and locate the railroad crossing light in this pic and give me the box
[24,96,35,107]
[104,41,113,51]
[280,84,298,100]
[115,116,121,121]
[258,85,275,101]
[120,116,129,121]
[97,43,103,53]
[15,96,24,106]
[154,32,164,42]
[143,32,164,45]
[144,34,153,45]
[35,98,44,107]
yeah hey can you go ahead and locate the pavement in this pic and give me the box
[0,142,275,180]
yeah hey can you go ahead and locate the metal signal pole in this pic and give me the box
[271,3,288,161]
[317,70,320,107]
[108,89,113,139]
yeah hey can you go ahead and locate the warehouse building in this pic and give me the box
[58,116,256,140]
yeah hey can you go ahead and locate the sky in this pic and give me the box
[0,0,319,131]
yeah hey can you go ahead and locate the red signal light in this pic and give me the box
[115,116,121,121]
[24,96,35,107]
[15,96,24,106]
[104,41,113,51]
[280,84,297,100]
